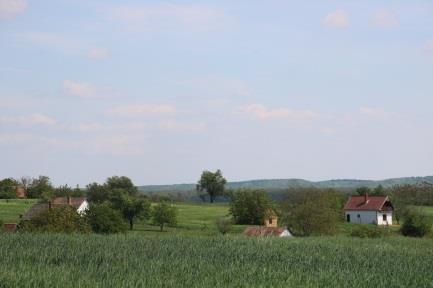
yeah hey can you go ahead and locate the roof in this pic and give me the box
[344,195,392,211]
[51,197,87,209]
[22,203,49,220]
[243,226,289,237]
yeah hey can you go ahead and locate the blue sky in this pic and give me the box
[1,0,433,186]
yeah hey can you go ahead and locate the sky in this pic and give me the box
[1,0,433,186]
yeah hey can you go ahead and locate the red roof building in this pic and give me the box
[344,194,393,225]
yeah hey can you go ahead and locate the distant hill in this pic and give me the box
[139,176,433,193]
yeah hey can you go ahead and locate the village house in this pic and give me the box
[344,194,394,225]
[243,209,292,237]
[22,197,89,221]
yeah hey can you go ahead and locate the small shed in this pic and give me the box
[243,209,292,237]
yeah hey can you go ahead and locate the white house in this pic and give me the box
[344,194,394,225]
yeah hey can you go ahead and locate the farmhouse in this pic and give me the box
[22,197,89,221]
[243,209,292,237]
[344,194,393,225]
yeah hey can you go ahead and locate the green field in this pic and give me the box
[0,199,38,223]
[1,233,433,287]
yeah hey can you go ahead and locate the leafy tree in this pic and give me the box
[151,202,177,231]
[400,208,432,237]
[0,178,18,199]
[215,217,233,235]
[372,185,386,196]
[356,186,371,196]
[229,189,273,225]
[282,188,343,236]
[20,206,90,233]
[54,185,74,198]
[85,203,127,234]
[106,176,138,196]
[197,170,227,203]
[27,176,54,200]
[86,182,110,204]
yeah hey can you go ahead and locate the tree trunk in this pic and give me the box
[129,219,133,230]
[160,224,164,232]
[210,195,214,203]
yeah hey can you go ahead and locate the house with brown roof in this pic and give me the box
[243,209,292,237]
[344,194,393,225]
[22,197,88,221]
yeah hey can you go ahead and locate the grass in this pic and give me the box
[0,199,38,223]
[0,233,433,287]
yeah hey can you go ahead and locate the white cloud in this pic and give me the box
[370,10,399,28]
[106,3,226,33]
[359,107,390,118]
[240,104,318,121]
[0,0,27,19]
[158,120,206,133]
[86,48,109,60]
[63,80,102,99]
[106,104,176,118]
[0,113,56,126]
[425,38,433,52]
[323,9,348,29]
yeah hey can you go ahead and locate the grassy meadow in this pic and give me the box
[0,199,38,223]
[1,233,433,287]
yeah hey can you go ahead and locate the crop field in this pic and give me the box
[0,199,38,223]
[0,234,433,288]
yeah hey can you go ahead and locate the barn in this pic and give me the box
[344,194,394,225]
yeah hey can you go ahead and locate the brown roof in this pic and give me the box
[344,195,392,211]
[243,226,288,237]
[51,197,86,209]
[22,203,49,220]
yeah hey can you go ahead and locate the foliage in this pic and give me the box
[389,183,433,207]
[400,208,432,237]
[54,185,85,198]
[197,170,227,203]
[106,176,138,196]
[86,182,110,204]
[215,217,232,235]
[26,176,54,200]
[282,188,344,236]
[0,219,3,232]
[151,202,177,231]
[85,203,127,234]
[1,234,433,287]
[229,188,273,225]
[19,206,90,233]
[350,225,388,238]
[0,178,18,199]
[0,199,38,223]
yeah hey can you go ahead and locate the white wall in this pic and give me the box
[345,210,393,225]
[77,200,89,215]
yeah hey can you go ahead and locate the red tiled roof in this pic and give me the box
[243,226,288,237]
[344,195,390,211]
[51,197,86,209]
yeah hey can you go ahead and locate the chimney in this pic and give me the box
[67,196,72,206]
[364,193,368,204]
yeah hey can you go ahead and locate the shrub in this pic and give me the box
[400,208,432,237]
[20,206,90,233]
[86,203,127,234]
[229,189,273,225]
[0,219,3,233]
[350,225,387,238]
[215,217,233,235]
[151,202,177,231]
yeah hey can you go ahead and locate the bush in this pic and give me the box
[229,189,273,225]
[151,202,177,232]
[0,219,3,233]
[215,217,233,235]
[20,206,90,233]
[86,203,127,234]
[350,225,388,238]
[400,208,432,237]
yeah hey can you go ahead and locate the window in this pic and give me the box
[383,214,387,222]
[357,214,360,218]
[346,214,350,222]
[268,218,273,224]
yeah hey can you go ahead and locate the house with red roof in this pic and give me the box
[344,194,393,225]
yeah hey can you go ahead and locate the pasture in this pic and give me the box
[0,199,38,223]
[1,233,433,287]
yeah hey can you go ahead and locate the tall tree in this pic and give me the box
[229,188,273,225]
[197,170,227,203]
[0,178,18,199]
[86,182,110,204]
[106,176,138,196]
[27,176,54,200]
